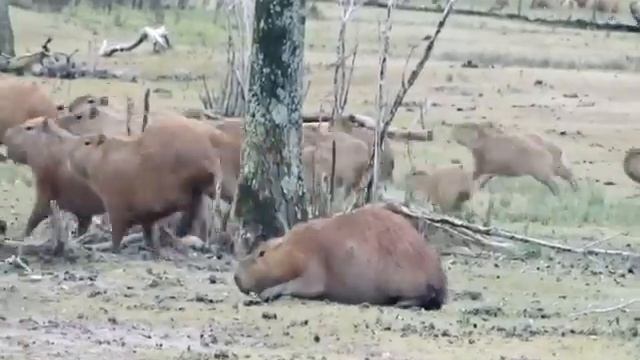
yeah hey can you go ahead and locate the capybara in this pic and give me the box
[488,0,509,12]
[405,165,474,213]
[3,117,104,236]
[233,204,447,309]
[451,122,567,195]
[461,122,577,191]
[623,148,640,184]
[67,116,223,252]
[0,77,60,144]
[302,131,370,199]
[631,1,640,25]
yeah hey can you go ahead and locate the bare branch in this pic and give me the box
[569,299,640,318]
[141,89,151,132]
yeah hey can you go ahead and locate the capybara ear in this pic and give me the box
[87,97,95,104]
[75,114,83,120]
[96,134,107,146]
[99,96,109,106]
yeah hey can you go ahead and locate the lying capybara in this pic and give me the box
[67,116,223,252]
[623,148,640,184]
[405,166,474,213]
[234,204,447,309]
[3,117,104,236]
[451,122,566,195]
[0,77,59,143]
[302,131,369,199]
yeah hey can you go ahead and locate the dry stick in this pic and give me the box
[384,201,640,259]
[372,0,393,201]
[141,88,151,132]
[569,299,640,318]
[364,0,458,202]
[126,96,133,136]
[330,140,337,206]
[3,255,32,273]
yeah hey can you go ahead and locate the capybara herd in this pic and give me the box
[0,70,610,310]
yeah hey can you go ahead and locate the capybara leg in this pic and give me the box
[176,194,204,238]
[76,216,92,236]
[477,174,494,189]
[110,219,128,253]
[142,223,160,255]
[259,264,326,302]
[534,174,559,196]
[25,197,52,236]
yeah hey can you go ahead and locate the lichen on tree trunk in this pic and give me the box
[0,0,15,57]
[235,0,308,244]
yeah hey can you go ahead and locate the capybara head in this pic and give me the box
[451,123,485,148]
[67,133,109,180]
[4,117,66,164]
[233,237,296,295]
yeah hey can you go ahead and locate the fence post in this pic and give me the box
[517,0,523,16]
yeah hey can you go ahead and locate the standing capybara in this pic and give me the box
[623,148,640,184]
[302,131,370,199]
[451,122,566,195]
[405,166,474,213]
[0,77,60,143]
[234,204,447,309]
[67,116,223,252]
[3,117,104,236]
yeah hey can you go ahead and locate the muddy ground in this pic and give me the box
[2,2,640,359]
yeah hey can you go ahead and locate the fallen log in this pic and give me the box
[301,113,428,141]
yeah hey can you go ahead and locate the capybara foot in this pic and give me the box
[259,286,284,302]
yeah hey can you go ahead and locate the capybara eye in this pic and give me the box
[25,126,34,131]
[75,114,82,120]
[258,250,265,257]
[84,140,92,146]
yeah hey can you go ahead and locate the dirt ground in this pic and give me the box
[1,2,640,359]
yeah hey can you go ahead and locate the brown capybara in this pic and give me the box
[3,117,104,236]
[461,122,577,191]
[67,117,223,252]
[233,204,447,309]
[623,148,640,184]
[0,77,60,144]
[304,123,395,184]
[302,131,370,199]
[405,165,474,213]
[631,1,640,25]
[575,0,588,7]
[451,122,567,195]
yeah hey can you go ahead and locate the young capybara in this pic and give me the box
[451,122,571,195]
[0,77,60,144]
[3,117,104,236]
[405,166,474,213]
[234,204,448,310]
[67,116,223,252]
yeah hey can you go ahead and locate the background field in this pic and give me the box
[1,2,640,359]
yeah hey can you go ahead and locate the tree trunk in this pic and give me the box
[235,0,308,247]
[0,0,15,57]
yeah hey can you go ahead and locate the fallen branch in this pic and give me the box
[99,26,171,57]
[142,88,151,132]
[569,299,640,318]
[301,113,427,141]
[383,200,640,259]
[3,255,32,273]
